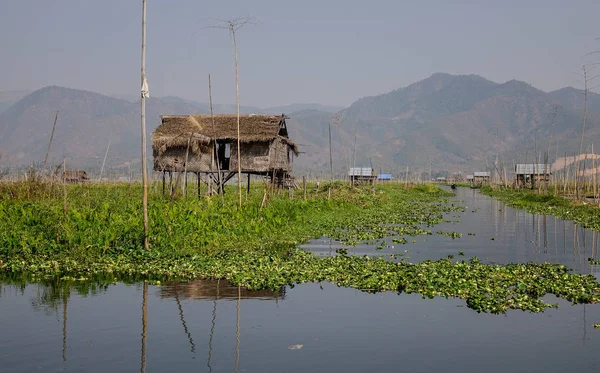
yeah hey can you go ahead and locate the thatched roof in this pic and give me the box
[152,114,298,154]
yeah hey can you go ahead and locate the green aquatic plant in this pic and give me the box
[2,182,600,314]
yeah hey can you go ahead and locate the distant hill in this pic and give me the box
[548,87,600,114]
[0,90,30,114]
[1,76,600,178]
[266,103,344,114]
[0,86,203,170]
[328,73,600,174]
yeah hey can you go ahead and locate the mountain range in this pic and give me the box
[1,73,599,177]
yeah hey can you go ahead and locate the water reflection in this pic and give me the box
[4,190,600,372]
[140,281,147,373]
[304,188,600,281]
[159,279,286,301]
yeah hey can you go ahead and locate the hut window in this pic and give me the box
[224,143,231,158]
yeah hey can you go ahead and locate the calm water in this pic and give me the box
[2,187,600,372]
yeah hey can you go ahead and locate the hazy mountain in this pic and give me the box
[0,86,202,169]
[1,75,599,177]
[266,103,344,114]
[327,73,600,173]
[548,87,600,114]
[0,90,30,114]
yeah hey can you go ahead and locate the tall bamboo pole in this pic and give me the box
[98,140,111,182]
[328,119,333,181]
[42,111,59,175]
[230,23,242,207]
[208,74,223,199]
[140,0,149,249]
[352,127,357,187]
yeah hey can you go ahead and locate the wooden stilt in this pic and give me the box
[247,173,251,195]
[197,172,201,198]
[162,171,166,195]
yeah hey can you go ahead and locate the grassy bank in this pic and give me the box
[480,186,600,230]
[1,180,600,314]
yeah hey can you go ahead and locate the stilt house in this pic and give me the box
[472,171,491,186]
[515,164,551,186]
[152,114,299,190]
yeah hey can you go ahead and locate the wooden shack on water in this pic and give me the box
[515,164,551,187]
[471,171,491,187]
[152,114,299,192]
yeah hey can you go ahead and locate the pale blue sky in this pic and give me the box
[1,0,599,107]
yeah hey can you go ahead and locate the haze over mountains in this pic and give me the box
[1,73,599,177]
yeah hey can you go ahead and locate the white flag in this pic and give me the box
[141,76,150,98]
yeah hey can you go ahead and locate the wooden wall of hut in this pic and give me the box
[269,138,291,171]
[153,143,213,173]
[229,139,292,173]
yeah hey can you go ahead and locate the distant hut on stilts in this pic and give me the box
[152,114,299,195]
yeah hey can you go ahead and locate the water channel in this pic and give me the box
[2,187,600,372]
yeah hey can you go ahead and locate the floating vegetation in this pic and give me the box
[1,181,600,314]
[3,251,599,314]
[436,231,463,239]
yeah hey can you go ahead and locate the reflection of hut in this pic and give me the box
[515,164,551,187]
[152,114,299,192]
[159,279,286,301]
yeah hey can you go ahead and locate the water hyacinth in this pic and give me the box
[1,181,600,314]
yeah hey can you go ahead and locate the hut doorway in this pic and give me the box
[216,141,231,171]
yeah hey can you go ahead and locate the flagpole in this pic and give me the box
[141,0,149,249]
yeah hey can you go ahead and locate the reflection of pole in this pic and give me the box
[543,215,548,253]
[141,281,148,373]
[174,290,195,354]
[234,286,241,373]
[207,279,219,373]
[62,289,68,362]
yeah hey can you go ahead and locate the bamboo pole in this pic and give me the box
[231,24,242,207]
[42,111,59,175]
[63,157,67,216]
[140,0,149,249]
[303,175,306,200]
[352,127,357,187]
[208,74,223,200]
[98,140,111,182]
[593,144,597,204]
[183,136,191,196]
[328,119,333,181]
[563,152,567,195]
